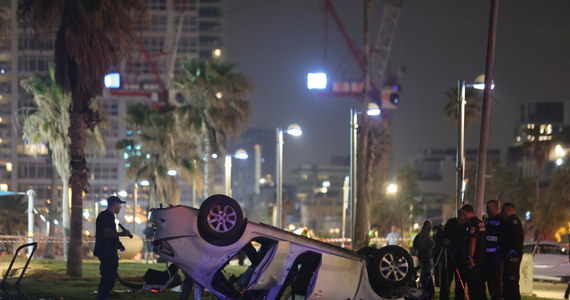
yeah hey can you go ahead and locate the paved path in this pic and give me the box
[532,281,567,299]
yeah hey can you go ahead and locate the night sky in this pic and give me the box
[226,0,570,179]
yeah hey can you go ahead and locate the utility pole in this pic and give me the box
[474,0,499,217]
[354,0,373,250]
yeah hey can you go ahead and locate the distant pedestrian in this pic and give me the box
[485,199,504,300]
[501,202,523,300]
[93,196,132,300]
[461,204,486,300]
[143,222,154,264]
[387,225,402,246]
[367,226,380,248]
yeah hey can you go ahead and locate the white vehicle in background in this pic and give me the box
[523,241,570,282]
[150,194,420,300]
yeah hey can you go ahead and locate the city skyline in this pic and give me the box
[226,0,570,179]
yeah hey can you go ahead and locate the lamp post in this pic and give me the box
[456,75,494,216]
[276,124,302,229]
[225,149,248,197]
[349,103,381,247]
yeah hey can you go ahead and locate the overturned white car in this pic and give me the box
[150,194,418,300]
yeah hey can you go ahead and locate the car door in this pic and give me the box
[246,241,290,291]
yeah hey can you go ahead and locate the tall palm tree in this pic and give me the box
[117,103,203,208]
[175,59,253,197]
[21,66,71,259]
[443,86,482,127]
[20,66,108,259]
[19,0,148,277]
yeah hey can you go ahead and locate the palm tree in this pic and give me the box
[117,103,203,208]
[175,59,253,197]
[21,66,71,259]
[20,66,108,259]
[443,86,482,127]
[19,0,148,277]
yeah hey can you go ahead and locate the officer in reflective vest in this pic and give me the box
[485,199,504,300]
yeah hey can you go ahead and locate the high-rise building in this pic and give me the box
[1,0,226,237]
[508,101,570,179]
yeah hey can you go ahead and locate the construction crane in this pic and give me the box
[107,0,199,106]
[314,0,403,182]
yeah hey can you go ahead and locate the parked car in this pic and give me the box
[523,241,570,282]
[150,194,420,300]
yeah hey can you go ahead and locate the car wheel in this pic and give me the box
[357,246,378,258]
[368,245,414,290]
[198,194,245,246]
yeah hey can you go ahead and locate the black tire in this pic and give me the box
[198,194,245,246]
[357,246,378,258]
[368,245,414,290]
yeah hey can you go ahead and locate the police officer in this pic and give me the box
[460,204,486,300]
[442,211,468,300]
[501,202,523,300]
[94,196,132,300]
[484,200,504,300]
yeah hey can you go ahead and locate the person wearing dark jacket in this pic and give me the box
[414,220,434,292]
[441,212,468,300]
[94,196,132,300]
[460,204,486,300]
[501,202,524,300]
[485,200,504,300]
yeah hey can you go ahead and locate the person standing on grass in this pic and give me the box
[501,202,523,300]
[461,204,487,300]
[93,196,132,300]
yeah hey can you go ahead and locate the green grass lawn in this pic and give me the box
[0,257,561,300]
[1,257,220,299]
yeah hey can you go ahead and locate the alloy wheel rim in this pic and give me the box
[379,253,409,282]
[207,204,238,233]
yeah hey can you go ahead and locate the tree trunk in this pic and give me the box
[202,137,210,199]
[66,96,89,277]
[44,154,58,259]
[535,159,542,203]
[62,177,69,260]
[353,0,372,250]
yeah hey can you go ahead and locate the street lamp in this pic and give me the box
[225,148,248,197]
[456,75,493,216]
[349,103,382,247]
[386,183,398,194]
[276,124,302,228]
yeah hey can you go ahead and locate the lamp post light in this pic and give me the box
[225,149,248,197]
[276,124,302,229]
[349,103,382,247]
[456,75,494,216]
